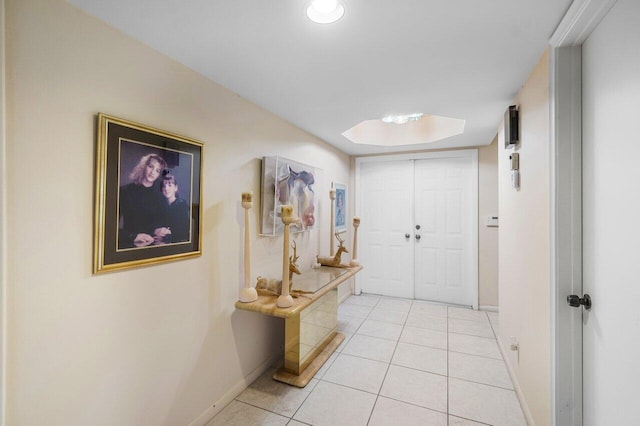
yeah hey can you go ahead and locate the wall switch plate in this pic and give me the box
[510,336,519,351]
[486,215,499,227]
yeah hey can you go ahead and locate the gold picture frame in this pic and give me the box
[94,114,203,273]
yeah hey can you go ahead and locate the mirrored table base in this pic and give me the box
[235,266,362,388]
[273,331,345,387]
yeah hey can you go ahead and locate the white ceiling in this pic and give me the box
[67,0,572,156]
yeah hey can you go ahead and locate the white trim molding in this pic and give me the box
[549,1,615,425]
[1,0,7,423]
[550,0,618,47]
[549,44,583,426]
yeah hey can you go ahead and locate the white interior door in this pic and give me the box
[358,160,414,298]
[357,152,477,306]
[581,1,640,424]
[414,157,474,306]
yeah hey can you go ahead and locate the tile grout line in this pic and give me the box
[364,297,410,425]
[228,399,291,423]
[219,296,505,425]
[362,297,504,425]
[289,361,337,424]
[364,296,385,426]
[447,330,496,340]
[448,348,504,361]
[371,394,450,417]
[448,376,518,392]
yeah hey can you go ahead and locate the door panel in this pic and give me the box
[582,1,640,424]
[359,160,414,298]
[414,157,473,305]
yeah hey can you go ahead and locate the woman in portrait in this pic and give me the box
[118,153,168,248]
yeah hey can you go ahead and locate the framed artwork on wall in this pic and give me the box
[260,156,318,236]
[334,182,347,233]
[93,114,203,273]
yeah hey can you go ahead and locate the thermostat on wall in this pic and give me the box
[486,215,499,227]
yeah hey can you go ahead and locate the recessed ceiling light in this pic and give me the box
[381,113,424,124]
[306,0,345,24]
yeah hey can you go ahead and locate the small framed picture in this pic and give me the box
[94,114,203,273]
[334,182,347,233]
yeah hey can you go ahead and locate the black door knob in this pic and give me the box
[567,294,591,310]
[415,234,421,240]
[405,233,411,239]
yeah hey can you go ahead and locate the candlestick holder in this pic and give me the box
[329,188,336,256]
[239,192,258,303]
[350,217,360,267]
[277,205,295,308]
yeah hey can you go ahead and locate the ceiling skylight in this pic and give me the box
[342,114,466,146]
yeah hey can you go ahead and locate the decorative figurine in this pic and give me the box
[289,241,301,284]
[350,217,360,267]
[239,192,258,303]
[255,276,282,296]
[255,242,308,297]
[317,232,350,268]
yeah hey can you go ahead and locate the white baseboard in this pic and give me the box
[189,352,281,426]
[496,335,535,426]
[479,305,499,312]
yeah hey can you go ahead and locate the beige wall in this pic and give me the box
[478,137,499,308]
[4,0,351,425]
[498,49,550,425]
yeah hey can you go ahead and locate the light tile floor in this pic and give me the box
[208,294,525,426]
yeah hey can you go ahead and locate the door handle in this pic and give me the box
[405,233,411,239]
[415,234,421,240]
[567,294,591,310]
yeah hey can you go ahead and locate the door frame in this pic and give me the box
[549,1,617,424]
[0,0,7,423]
[354,149,478,309]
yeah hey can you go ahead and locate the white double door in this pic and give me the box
[357,151,477,307]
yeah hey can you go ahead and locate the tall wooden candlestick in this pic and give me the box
[329,187,336,256]
[239,192,258,302]
[350,217,360,267]
[277,205,295,308]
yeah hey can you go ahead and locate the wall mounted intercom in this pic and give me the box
[510,152,519,170]
[510,152,520,190]
[504,105,519,148]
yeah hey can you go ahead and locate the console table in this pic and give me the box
[235,265,362,387]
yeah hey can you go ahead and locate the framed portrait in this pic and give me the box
[94,114,203,273]
[333,182,347,233]
[260,156,318,236]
